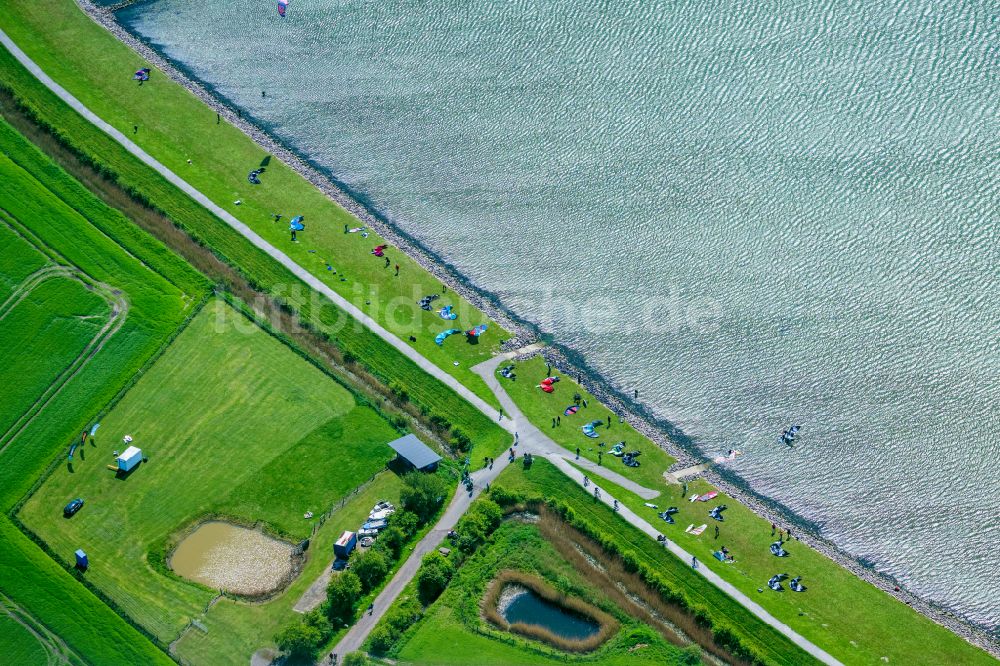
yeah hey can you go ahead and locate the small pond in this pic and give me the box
[170,521,295,596]
[499,584,599,641]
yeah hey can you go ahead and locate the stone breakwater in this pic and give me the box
[74,1,998,654]
[78,0,537,354]
[523,348,1000,656]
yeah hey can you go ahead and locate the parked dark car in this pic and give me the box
[332,558,350,571]
[63,498,84,517]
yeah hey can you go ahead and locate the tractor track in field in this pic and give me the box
[1,592,83,666]
[0,258,128,456]
[0,265,75,321]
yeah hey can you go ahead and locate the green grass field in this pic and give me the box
[0,223,47,300]
[0,613,48,664]
[0,276,108,438]
[0,0,510,407]
[395,519,697,666]
[20,299,401,642]
[0,118,206,664]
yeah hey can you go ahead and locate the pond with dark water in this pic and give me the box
[501,586,599,641]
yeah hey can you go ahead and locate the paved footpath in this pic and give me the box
[0,31,840,666]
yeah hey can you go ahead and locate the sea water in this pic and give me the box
[120,0,999,631]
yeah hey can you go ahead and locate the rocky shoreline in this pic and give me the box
[74,1,998,655]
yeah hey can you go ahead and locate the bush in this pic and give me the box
[472,498,502,532]
[368,596,423,656]
[487,484,522,507]
[416,552,453,605]
[353,549,390,594]
[390,510,420,536]
[327,570,362,626]
[375,525,407,559]
[275,620,322,661]
[400,471,447,523]
[342,652,370,666]
[367,625,395,655]
[455,517,487,553]
[449,427,472,452]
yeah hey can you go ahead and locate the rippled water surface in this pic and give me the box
[121,0,999,629]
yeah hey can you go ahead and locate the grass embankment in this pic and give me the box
[0,118,206,665]
[0,18,511,464]
[0,0,510,407]
[501,356,676,491]
[20,300,397,642]
[493,461,818,665]
[394,518,699,666]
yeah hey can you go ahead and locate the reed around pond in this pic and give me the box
[482,569,618,653]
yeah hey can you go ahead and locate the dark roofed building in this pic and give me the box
[388,434,441,472]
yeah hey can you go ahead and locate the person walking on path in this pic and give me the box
[499,408,504,421]
[576,447,580,459]
[692,556,699,569]
[583,475,589,488]
[594,487,601,500]
[514,432,519,445]
[598,451,603,465]
[613,499,619,512]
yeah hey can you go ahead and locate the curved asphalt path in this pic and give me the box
[0,30,840,665]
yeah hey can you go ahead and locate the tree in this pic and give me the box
[416,552,453,605]
[390,510,420,536]
[456,517,487,553]
[400,471,447,522]
[449,427,472,452]
[367,625,395,656]
[275,620,322,661]
[471,498,502,532]
[353,549,390,594]
[375,525,407,559]
[327,570,361,626]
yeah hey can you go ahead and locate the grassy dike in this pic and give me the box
[0,12,511,464]
[501,358,996,665]
[0,0,509,405]
[0,3,994,665]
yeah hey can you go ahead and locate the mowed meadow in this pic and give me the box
[0,117,205,664]
[21,299,400,642]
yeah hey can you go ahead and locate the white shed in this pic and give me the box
[117,446,143,472]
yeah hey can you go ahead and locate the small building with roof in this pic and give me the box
[387,434,441,472]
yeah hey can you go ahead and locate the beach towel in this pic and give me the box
[697,491,719,502]
[685,524,707,536]
[564,405,579,416]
